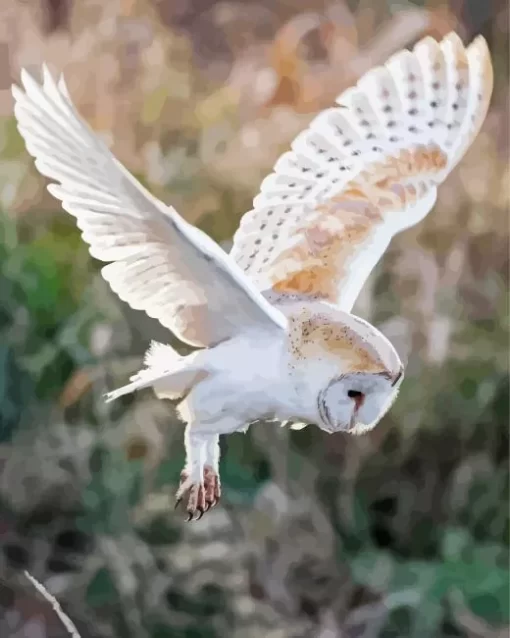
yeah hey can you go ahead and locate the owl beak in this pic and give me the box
[352,393,365,411]
[392,367,404,387]
[348,393,365,431]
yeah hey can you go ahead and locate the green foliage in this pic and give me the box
[86,567,119,609]
[136,515,182,546]
[351,547,509,636]
[0,216,99,406]
[0,344,35,442]
[80,445,145,535]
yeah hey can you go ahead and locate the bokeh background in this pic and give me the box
[0,0,508,636]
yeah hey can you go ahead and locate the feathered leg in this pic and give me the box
[175,430,222,520]
[175,426,208,521]
[175,419,239,521]
[204,436,221,510]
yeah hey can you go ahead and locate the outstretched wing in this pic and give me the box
[12,67,287,347]
[231,33,492,312]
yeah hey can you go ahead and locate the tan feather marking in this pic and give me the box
[273,266,336,298]
[289,312,388,375]
[269,143,447,299]
[271,207,377,299]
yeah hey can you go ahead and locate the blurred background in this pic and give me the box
[0,0,508,636]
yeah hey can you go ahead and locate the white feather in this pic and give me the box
[12,67,287,347]
[231,32,493,311]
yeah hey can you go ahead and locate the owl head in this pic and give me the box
[285,304,404,434]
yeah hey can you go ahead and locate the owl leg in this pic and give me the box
[175,426,208,521]
[203,436,221,511]
[175,434,222,519]
[175,417,241,521]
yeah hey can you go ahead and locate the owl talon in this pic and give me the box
[175,466,222,521]
[204,467,221,512]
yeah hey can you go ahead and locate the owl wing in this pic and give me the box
[12,67,287,347]
[231,33,492,312]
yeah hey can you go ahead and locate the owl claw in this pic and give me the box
[175,466,221,521]
[204,467,221,512]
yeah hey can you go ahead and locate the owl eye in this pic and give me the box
[347,390,364,399]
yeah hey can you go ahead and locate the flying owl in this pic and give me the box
[12,32,492,520]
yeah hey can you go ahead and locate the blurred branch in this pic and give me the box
[24,570,82,638]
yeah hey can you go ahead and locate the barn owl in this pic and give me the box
[12,32,492,520]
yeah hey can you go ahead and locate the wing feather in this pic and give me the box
[13,67,287,347]
[231,33,492,312]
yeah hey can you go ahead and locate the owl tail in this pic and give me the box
[105,341,205,403]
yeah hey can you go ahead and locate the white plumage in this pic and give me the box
[231,33,492,310]
[12,32,493,520]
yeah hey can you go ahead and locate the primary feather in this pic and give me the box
[230,33,493,312]
[12,67,287,348]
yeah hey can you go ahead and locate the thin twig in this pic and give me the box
[24,571,82,638]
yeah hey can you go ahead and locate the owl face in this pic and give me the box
[284,303,404,434]
[317,369,403,435]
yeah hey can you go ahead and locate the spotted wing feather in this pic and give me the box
[231,33,492,312]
